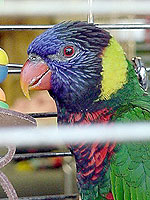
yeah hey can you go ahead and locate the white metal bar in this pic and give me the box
[8,69,21,74]
[7,64,23,68]
[87,0,94,23]
[63,163,73,195]
[1,24,150,31]
[0,123,149,146]
[1,1,150,16]
[0,25,53,31]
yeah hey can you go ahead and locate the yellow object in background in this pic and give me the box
[15,160,34,172]
[0,48,9,108]
[0,48,9,65]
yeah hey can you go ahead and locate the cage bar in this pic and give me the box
[13,152,72,161]
[1,24,150,31]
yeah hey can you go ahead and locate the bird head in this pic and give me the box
[20,21,128,112]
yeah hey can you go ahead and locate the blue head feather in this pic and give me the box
[27,21,111,113]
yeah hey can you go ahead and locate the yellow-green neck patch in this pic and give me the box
[99,37,128,100]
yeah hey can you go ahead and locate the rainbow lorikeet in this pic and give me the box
[20,21,150,200]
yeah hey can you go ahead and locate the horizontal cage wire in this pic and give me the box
[28,112,57,118]
[0,124,150,146]
[1,24,150,30]
[13,151,72,161]
[1,194,78,200]
[6,64,150,74]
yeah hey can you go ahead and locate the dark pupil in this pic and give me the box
[65,47,73,56]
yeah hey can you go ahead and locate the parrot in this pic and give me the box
[20,21,150,200]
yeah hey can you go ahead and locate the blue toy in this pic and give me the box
[0,48,9,109]
[0,64,8,83]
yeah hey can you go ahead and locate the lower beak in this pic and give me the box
[20,59,52,100]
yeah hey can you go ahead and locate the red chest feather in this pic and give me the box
[68,108,113,124]
[68,107,116,199]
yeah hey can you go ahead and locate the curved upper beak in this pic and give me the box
[20,59,52,100]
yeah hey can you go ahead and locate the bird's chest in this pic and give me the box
[57,108,116,199]
[58,107,114,125]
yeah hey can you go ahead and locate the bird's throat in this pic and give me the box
[57,107,114,125]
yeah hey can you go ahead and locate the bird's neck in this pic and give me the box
[57,106,114,125]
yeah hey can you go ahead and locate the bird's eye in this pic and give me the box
[63,46,75,57]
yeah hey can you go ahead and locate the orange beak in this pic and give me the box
[20,59,52,100]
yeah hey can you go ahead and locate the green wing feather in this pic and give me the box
[111,101,150,200]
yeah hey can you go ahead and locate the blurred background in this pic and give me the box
[0,0,150,199]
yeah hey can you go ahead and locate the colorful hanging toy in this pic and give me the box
[0,48,9,109]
